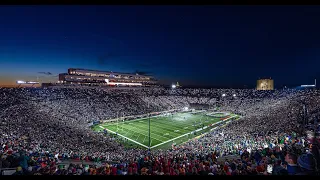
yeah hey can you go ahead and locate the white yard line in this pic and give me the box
[99,126,149,149]
[150,115,237,149]
[157,119,195,131]
[102,112,193,137]
[120,123,168,143]
[100,114,239,149]
[136,134,141,141]
[130,122,177,138]
[133,122,179,138]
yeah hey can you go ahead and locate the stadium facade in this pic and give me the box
[57,68,158,87]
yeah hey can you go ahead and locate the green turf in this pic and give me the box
[92,112,236,149]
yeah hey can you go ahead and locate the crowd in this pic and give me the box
[0,87,319,175]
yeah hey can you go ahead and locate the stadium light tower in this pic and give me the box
[148,101,151,151]
[117,111,119,132]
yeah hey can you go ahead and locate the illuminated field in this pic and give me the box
[93,112,237,149]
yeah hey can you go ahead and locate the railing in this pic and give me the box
[1,168,16,175]
[0,159,121,175]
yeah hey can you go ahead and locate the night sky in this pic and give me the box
[1,6,320,88]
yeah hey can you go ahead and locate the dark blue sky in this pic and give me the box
[0,6,320,88]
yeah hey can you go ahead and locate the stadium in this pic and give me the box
[1,87,320,175]
[2,4,320,176]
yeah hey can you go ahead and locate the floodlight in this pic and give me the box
[172,84,176,89]
[233,94,236,97]
[222,94,226,97]
[184,107,188,111]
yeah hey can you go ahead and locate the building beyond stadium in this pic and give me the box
[58,68,158,87]
[256,78,274,90]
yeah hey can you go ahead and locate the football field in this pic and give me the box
[93,112,237,149]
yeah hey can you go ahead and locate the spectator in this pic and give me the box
[0,87,319,175]
[297,153,318,175]
[285,152,301,175]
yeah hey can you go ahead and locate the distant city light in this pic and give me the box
[17,80,26,84]
[172,84,176,89]
[222,94,226,97]
[301,85,315,87]
[26,81,39,84]
[16,80,39,84]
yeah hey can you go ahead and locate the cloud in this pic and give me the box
[134,70,153,76]
[38,72,53,75]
